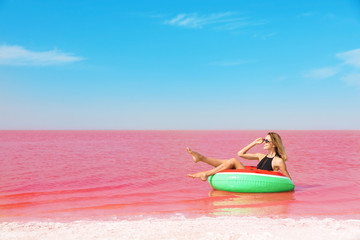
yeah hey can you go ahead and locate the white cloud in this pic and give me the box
[336,48,360,68]
[0,45,84,66]
[164,12,259,30]
[341,73,360,87]
[304,49,360,90]
[304,67,339,79]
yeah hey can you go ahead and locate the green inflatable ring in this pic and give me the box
[208,166,294,193]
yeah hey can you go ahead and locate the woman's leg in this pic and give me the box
[188,158,245,181]
[187,147,227,167]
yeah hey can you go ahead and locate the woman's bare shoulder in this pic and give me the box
[273,156,285,165]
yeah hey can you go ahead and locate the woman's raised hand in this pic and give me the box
[253,138,264,145]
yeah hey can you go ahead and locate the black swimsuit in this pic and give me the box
[257,155,275,171]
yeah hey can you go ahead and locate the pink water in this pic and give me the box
[1,130,360,221]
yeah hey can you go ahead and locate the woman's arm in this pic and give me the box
[274,158,292,179]
[237,138,264,160]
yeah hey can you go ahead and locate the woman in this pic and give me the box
[187,132,291,181]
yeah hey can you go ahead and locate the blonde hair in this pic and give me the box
[268,132,288,161]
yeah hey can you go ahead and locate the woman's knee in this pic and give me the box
[226,158,237,167]
[230,157,245,169]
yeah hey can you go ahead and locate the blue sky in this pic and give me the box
[1,0,360,130]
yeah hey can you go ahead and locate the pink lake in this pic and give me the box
[1,130,360,221]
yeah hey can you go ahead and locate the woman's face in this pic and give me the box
[263,135,274,150]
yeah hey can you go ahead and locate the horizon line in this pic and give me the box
[0,129,359,131]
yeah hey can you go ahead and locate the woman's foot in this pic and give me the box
[188,172,208,181]
[186,147,203,163]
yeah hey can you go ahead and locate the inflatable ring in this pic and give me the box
[208,166,294,193]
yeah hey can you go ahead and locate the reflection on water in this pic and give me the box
[208,190,295,216]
